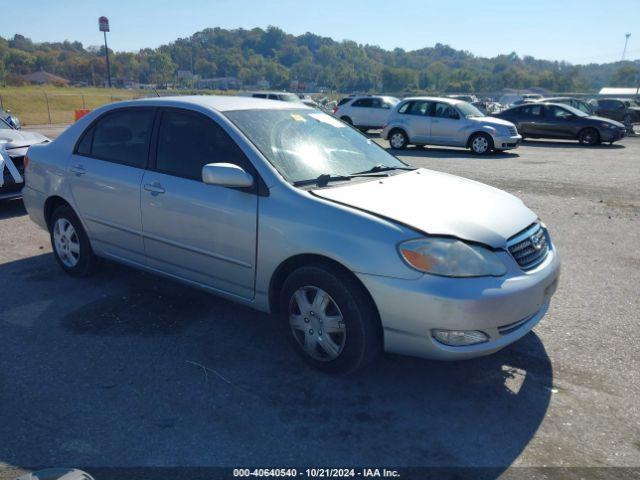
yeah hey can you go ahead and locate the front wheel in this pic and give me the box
[469,132,494,155]
[49,205,100,276]
[578,128,600,146]
[388,129,408,150]
[280,264,382,374]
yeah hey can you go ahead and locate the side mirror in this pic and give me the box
[202,163,254,188]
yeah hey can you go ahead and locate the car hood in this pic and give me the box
[0,129,49,150]
[588,115,626,128]
[312,169,537,248]
[469,116,515,128]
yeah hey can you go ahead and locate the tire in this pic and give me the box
[623,115,634,133]
[49,205,99,277]
[280,264,382,374]
[469,132,494,155]
[388,129,408,150]
[578,128,600,146]
[340,116,353,125]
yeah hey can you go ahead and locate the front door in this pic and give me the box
[540,105,575,138]
[140,108,258,300]
[428,102,463,145]
[67,108,155,264]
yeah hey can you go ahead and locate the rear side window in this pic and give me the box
[352,98,373,108]
[521,105,542,116]
[76,126,94,155]
[253,93,268,99]
[87,109,154,168]
[155,109,249,181]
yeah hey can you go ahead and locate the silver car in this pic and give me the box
[382,97,522,154]
[23,96,560,373]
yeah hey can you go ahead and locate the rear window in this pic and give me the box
[337,98,352,106]
[79,109,154,168]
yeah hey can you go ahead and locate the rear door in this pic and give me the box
[140,108,258,299]
[67,108,154,264]
[349,98,372,126]
[400,100,432,143]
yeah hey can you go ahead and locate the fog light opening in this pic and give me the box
[432,329,489,346]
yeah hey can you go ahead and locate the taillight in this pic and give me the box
[23,154,30,170]
[333,107,338,114]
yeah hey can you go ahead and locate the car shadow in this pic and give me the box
[0,253,552,475]
[386,145,520,160]
[522,139,626,149]
[0,198,27,220]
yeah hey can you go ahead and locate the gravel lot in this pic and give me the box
[1,133,639,478]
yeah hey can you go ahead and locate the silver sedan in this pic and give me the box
[382,96,522,154]
[23,96,559,373]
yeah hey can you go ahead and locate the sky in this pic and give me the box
[2,0,639,64]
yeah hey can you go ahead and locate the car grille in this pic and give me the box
[507,126,518,136]
[507,223,549,270]
[1,155,25,189]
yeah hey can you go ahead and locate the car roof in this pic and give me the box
[400,96,464,105]
[106,95,310,112]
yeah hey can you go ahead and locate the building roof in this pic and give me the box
[21,70,69,84]
[599,87,640,96]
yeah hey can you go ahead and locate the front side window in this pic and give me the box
[225,109,408,184]
[85,109,154,167]
[156,110,248,181]
[433,102,459,119]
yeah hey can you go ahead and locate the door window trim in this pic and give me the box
[149,106,269,196]
[72,106,157,169]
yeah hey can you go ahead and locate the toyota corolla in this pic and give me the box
[23,96,560,373]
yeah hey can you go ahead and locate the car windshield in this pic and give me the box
[225,109,409,184]
[456,102,485,118]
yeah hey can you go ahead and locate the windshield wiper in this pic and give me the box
[350,164,416,175]
[293,171,389,187]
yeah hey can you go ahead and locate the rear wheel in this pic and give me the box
[388,129,408,150]
[623,115,634,133]
[578,128,600,146]
[469,132,493,155]
[280,264,382,374]
[49,205,99,276]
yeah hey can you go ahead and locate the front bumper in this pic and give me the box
[357,244,560,360]
[493,134,522,150]
[600,127,626,142]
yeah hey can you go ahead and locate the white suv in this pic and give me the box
[333,95,399,131]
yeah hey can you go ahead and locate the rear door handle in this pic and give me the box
[70,164,86,176]
[144,182,165,196]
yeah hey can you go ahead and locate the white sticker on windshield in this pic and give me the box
[290,113,306,122]
[309,112,346,128]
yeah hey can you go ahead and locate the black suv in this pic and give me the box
[590,98,640,133]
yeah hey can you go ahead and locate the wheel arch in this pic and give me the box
[466,129,495,148]
[268,253,380,320]
[44,195,74,229]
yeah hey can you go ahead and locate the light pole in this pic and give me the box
[622,33,631,61]
[99,16,112,88]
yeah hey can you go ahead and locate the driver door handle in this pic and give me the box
[144,182,165,196]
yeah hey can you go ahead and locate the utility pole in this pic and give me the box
[622,33,631,61]
[99,16,112,87]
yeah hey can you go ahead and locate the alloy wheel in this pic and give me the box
[472,136,489,153]
[390,132,406,149]
[289,286,346,361]
[53,218,80,268]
